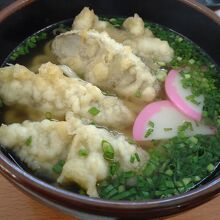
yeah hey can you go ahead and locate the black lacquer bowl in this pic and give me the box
[0,0,220,219]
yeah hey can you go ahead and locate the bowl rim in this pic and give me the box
[1,150,220,210]
[0,0,220,215]
[0,0,220,25]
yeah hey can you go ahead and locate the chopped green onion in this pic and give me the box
[148,121,155,128]
[134,90,141,98]
[165,169,173,176]
[101,184,114,195]
[102,140,114,161]
[25,136,32,146]
[157,61,166,66]
[165,180,174,188]
[130,155,135,164]
[102,91,116,96]
[176,181,184,187]
[9,32,47,61]
[186,95,200,105]
[142,191,150,198]
[124,171,135,179]
[88,107,100,116]
[105,188,118,199]
[188,136,198,144]
[78,148,89,157]
[118,185,125,193]
[134,153,140,162]
[156,69,168,81]
[189,59,195,64]
[193,176,201,182]
[177,56,182,61]
[202,111,208,117]
[45,112,52,120]
[177,37,183,42]
[178,121,193,135]
[109,18,117,23]
[52,160,65,174]
[110,188,137,200]
[184,74,191,79]
[207,163,215,172]
[127,138,137,145]
[109,161,120,176]
[182,177,192,186]
[145,128,154,138]
[155,191,163,197]
[164,128,172,132]
[144,120,155,137]
[130,153,141,164]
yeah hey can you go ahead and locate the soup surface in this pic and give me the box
[0,7,220,201]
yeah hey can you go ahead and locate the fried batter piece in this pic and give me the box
[52,30,159,103]
[0,120,72,179]
[72,7,174,64]
[58,113,149,197]
[0,62,135,129]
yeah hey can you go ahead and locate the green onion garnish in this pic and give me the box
[156,69,168,81]
[102,91,116,96]
[110,188,137,200]
[78,148,89,157]
[109,161,120,176]
[178,121,193,136]
[157,61,166,66]
[45,112,52,120]
[193,176,201,182]
[165,169,173,176]
[96,17,220,201]
[177,56,182,61]
[134,153,140,162]
[148,121,154,128]
[182,177,192,186]
[134,90,142,98]
[186,95,200,105]
[10,32,47,61]
[184,74,191,79]
[102,140,114,161]
[144,121,155,138]
[88,107,100,116]
[25,136,32,146]
[164,128,172,132]
[145,128,154,138]
[189,59,195,64]
[105,188,118,199]
[130,155,135,164]
[188,136,198,144]
[177,37,183,42]
[52,160,65,174]
[127,138,137,145]
[109,18,117,23]
[130,153,141,163]
[207,163,215,172]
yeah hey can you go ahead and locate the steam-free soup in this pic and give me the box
[0,7,220,201]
